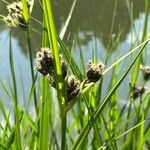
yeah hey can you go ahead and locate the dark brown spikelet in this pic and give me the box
[47,74,56,88]
[66,75,80,102]
[129,83,145,99]
[140,64,150,80]
[86,61,105,82]
[36,48,68,88]
[60,54,67,79]
[36,48,54,76]
[47,57,67,87]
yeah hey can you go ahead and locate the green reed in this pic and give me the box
[0,0,150,150]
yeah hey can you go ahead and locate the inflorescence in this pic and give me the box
[66,75,80,102]
[86,60,105,82]
[36,48,105,103]
[140,64,150,80]
[36,48,67,88]
[3,1,32,28]
[128,64,150,100]
[130,84,146,99]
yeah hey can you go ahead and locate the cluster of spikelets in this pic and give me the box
[129,64,150,99]
[140,64,150,80]
[3,1,32,28]
[36,48,105,103]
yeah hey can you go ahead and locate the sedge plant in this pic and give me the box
[0,0,150,150]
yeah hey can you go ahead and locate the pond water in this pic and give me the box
[0,0,150,108]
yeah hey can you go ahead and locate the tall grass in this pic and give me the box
[0,0,150,150]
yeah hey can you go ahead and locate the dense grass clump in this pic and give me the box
[0,0,150,150]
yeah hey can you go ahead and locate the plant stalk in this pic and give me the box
[61,113,67,150]
[9,29,22,150]
[26,28,38,115]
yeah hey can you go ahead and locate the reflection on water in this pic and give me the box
[54,0,145,49]
[0,0,149,106]
[0,0,146,56]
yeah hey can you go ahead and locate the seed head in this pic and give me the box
[86,60,105,82]
[130,83,145,99]
[60,54,67,78]
[36,48,68,89]
[7,2,22,14]
[140,64,150,80]
[36,48,54,75]
[4,1,32,28]
[47,74,56,88]
[3,15,17,27]
[66,75,80,101]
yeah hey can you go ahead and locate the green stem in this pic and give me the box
[43,1,68,149]
[61,113,67,150]
[43,0,66,111]
[9,29,22,150]
[26,28,38,115]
